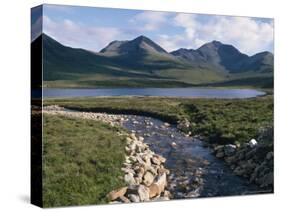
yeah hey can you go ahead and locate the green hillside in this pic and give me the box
[33,34,273,88]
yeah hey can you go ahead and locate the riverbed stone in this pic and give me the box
[155,154,166,163]
[177,118,191,132]
[118,195,130,203]
[224,144,237,156]
[146,163,155,172]
[143,171,154,186]
[155,173,167,193]
[121,167,135,175]
[151,156,161,165]
[139,136,144,142]
[260,172,273,187]
[164,122,170,127]
[130,133,137,141]
[266,151,273,160]
[216,151,225,158]
[158,167,169,175]
[249,139,258,148]
[214,145,224,152]
[225,155,236,164]
[138,185,150,202]
[171,142,177,147]
[107,187,128,201]
[126,137,133,144]
[127,194,140,202]
[125,173,136,185]
[233,166,245,176]
[136,166,145,177]
[148,183,161,198]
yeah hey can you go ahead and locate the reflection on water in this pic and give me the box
[41,88,265,99]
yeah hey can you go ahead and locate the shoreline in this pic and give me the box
[41,87,268,100]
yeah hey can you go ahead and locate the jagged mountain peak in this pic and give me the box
[100,35,167,56]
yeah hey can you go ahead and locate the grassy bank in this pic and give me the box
[45,95,273,145]
[42,114,126,207]
[44,78,195,88]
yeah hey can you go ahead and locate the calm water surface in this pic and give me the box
[41,88,265,98]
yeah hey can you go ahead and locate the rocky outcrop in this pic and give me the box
[107,133,170,203]
[213,140,273,189]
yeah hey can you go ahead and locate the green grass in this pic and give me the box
[42,95,273,206]
[42,114,126,207]
[155,68,226,84]
[44,78,195,88]
[45,95,273,145]
[202,76,273,89]
[181,97,273,145]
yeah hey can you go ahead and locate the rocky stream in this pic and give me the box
[43,105,272,203]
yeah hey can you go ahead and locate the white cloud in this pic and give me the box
[157,34,186,51]
[168,14,274,55]
[41,11,273,55]
[43,16,125,51]
[130,11,171,31]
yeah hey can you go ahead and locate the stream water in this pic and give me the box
[59,107,266,198]
[121,114,264,198]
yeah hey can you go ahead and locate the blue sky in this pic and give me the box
[32,4,274,55]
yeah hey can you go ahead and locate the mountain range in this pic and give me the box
[33,34,273,88]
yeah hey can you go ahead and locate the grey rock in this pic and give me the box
[118,195,130,203]
[127,194,140,202]
[138,185,150,201]
[266,151,273,160]
[261,172,273,187]
[214,145,224,152]
[234,167,245,176]
[164,122,170,127]
[143,171,155,186]
[224,144,237,156]
[245,148,257,160]
[249,139,258,148]
[124,173,136,185]
[216,151,224,158]
[155,173,167,193]
[107,187,128,201]
[151,156,161,165]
